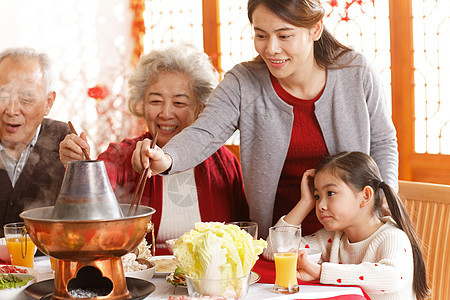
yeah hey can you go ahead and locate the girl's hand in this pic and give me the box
[296,249,321,281]
[131,138,173,177]
[59,132,90,167]
[284,169,316,225]
[300,169,316,211]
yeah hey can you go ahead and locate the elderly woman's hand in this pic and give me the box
[132,138,173,176]
[59,132,90,167]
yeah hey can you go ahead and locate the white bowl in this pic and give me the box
[0,238,10,263]
[165,239,176,254]
[0,273,36,300]
[303,248,322,264]
[125,261,156,282]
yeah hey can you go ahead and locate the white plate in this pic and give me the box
[250,271,260,285]
[150,255,178,277]
[0,273,37,300]
[0,264,39,277]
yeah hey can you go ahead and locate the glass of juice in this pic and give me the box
[269,225,302,294]
[3,222,36,268]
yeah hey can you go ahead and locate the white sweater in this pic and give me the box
[264,216,416,300]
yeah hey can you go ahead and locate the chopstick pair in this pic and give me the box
[128,132,159,216]
[68,121,91,161]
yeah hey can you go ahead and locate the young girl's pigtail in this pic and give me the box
[379,182,430,300]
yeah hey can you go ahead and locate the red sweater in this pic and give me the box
[270,74,329,235]
[97,132,249,238]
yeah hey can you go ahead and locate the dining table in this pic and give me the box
[32,255,371,300]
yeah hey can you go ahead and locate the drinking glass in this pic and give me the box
[269,225,301,294]
[3,222,36,268]
[227,222,258,239]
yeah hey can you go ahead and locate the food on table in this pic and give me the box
[169,296,227,300]
[166,266,186,286]
[0,265,30,274]
[154,258,178,273]
[121,238,153,272]
[0,273,31,290]
[173,222,267,280]
[166,266,187,292]
[122,253,149,272]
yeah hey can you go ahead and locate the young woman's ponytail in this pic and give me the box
[379,182,430,300]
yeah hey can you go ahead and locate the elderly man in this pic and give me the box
[0,47,71,232]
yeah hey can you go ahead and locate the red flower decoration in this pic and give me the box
[88,84,110,101]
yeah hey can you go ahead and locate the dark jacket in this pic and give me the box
[0,118,71,235]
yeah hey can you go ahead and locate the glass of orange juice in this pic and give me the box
[3,222,36,268]
[269,225,302,294]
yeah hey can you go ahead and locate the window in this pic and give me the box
[142,0,450,184]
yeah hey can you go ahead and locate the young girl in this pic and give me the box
[264,152,429,300]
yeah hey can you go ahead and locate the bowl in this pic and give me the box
[0,273,36,300]
[0,238,10,263]
[303,248,322,264]
[125,261,156,282]
[165,239,176,254]
[185,273,250,299]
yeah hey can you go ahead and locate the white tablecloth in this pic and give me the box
[33,256,364,300]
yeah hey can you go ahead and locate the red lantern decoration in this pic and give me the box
[87,84,110,101]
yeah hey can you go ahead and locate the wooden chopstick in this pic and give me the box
[68,121,91,161]
[128,132,159,216]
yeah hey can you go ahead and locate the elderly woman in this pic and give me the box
[59,44,249,248]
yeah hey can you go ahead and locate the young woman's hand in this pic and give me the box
[59,132,90,167]
[131,138,173,177]
[284,169,316,225]
[296,249,321,281]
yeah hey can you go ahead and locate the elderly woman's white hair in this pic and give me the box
[128,43,219,117]
[0,47,54,94]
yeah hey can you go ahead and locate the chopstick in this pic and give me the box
[128,132,159,216]
[68,121,91,161]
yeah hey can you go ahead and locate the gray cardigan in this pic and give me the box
[164,51,398,238]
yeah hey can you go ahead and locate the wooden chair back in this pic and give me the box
[225,144,240,161]
[398,180,450,300]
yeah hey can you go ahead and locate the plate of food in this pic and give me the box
[0,265,38,300]
[150,255,179,277]
[0,264,39,277]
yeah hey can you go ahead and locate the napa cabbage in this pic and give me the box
[173,222,267,280]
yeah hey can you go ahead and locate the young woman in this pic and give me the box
[264,152,429,300]
[132,0,398,238]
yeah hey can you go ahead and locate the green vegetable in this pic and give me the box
[0,273,31,290]
[166,266,186,287]
[173,222,267,280]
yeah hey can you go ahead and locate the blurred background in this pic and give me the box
[0,0,448,184]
